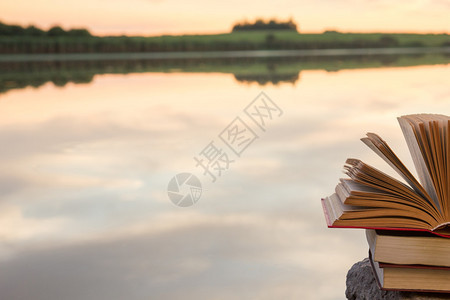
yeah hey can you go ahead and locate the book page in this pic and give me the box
[398,116,440,211]
[361,133,433,205]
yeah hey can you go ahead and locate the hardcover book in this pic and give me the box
[369,250,450,292]
[366,229,450,267]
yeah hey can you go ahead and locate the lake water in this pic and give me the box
[0,53,449,299]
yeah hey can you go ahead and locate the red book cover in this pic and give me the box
[378,262,450,271]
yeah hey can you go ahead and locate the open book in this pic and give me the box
[322,114,450,237]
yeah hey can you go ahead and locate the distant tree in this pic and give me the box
[254,19,265,30]
[0,22,25,35]
[324,30,340,34]
[232,18,298,32]
[47,26,66,36]
[0,22,13,35]
[0,21,93,37]
[66,28,92,37]
[24,25,46,36]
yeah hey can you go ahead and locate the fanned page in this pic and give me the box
[398,116,440,209]
[398,114,449,221]
[338,178,440,221]
[344,159,442,226]
[321,158,444,231]
[361,133,434,207]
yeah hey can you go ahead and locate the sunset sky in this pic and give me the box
[1,0,449,36]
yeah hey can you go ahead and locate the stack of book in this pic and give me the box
[321,114,450,292]
[366,229,450,292]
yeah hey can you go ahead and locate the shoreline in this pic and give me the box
[1,47,450,62]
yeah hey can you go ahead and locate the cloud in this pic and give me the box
[0,213,363,300]
[0,205,65,248]
[0,174,29,198]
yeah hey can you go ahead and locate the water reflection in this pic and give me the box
[1,52,449,94]
[0,62,449,299]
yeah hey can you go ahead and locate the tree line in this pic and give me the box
[0,21,91,37]
[0,20,448,54]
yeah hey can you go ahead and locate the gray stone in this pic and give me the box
[345,258,450,300]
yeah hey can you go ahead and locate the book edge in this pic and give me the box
[320,198,332,227]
